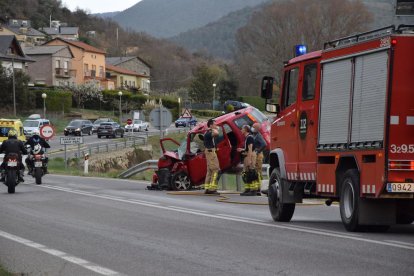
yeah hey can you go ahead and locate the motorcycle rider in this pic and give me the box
[25,129,50,175]
[0,129,27,182]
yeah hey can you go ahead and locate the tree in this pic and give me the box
[189,64,223,103]
[217,66,238,104]
[0,64,32,114]
[64,82,103,109]
[235,0,373,96]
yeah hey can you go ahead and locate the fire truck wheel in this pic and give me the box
[340,169,362,232]
[171,172,191,191]
[268,168,295,222]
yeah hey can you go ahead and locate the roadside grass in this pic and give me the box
[0,265,12,276]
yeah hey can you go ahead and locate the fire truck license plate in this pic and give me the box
[7,161,17,167]
[34,162,43,167]
[387,183,414,193]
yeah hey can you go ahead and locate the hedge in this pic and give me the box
[191,109,223,118]
[239,96,266,111]
[31,89,72,112]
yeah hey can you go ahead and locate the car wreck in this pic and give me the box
[150,106,271,190]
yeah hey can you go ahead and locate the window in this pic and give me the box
[99,66,104,77]
[55,60,60,69]
[302,63,317,100]
[64,61,68,73]
[282,67,299,108]
[84,64,89,75]
[233,115,254,129]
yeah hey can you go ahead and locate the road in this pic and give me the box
[0,175,413,276]
[47,124,187,152]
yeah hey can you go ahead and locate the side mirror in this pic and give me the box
[266,103,280,114]
[261,76,274,99]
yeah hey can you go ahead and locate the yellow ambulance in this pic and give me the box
[0,119,26,145]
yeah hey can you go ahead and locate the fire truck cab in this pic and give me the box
[261,25,414,231]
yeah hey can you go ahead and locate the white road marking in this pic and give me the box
[0,230,122,276]
[168,206,207,213]
[384,240,414,247]
[34,184,414,251]
[216,214,265,222]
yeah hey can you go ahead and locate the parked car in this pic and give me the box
[150,106,270,191]
[92,118,114,133]
[223,100,249,112]
[125,119,149,132]
[175,116,197,128]
[97,122,125,138]
[23,119,50,138]
[64,120,93,136]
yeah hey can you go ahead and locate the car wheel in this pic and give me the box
[64,133,68,136]
[268,168,295,222]
[88,130,92,136]
[145,126,148,131]
[120,132,124,138]
[98,135,101,139]
[170,172,191,191]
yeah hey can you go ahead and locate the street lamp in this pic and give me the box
[118,91,123,124]
[41,93,47,118]
[212,83,216,110]
[146,79,150,96]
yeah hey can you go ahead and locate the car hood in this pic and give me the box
[66,126,80,129]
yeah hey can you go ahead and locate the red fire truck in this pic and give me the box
[261,25,414,231]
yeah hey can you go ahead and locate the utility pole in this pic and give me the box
[12,57,16,117]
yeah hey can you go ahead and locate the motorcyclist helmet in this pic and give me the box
[32,129,40,136]
[8,129,17,138]
[33,144,42,154]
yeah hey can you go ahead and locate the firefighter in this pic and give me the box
[238,125,257,196]
[251,123,266,196]
[203,119,220,195]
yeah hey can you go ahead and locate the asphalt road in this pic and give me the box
[0,175,413,276]
[47,124,187,152]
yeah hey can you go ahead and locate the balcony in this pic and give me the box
[55,68,76,78]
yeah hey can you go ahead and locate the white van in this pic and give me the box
[23,119,50,138]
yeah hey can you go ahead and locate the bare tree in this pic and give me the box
[235,0,373,96]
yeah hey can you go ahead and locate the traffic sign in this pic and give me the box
[181,108,192,118]
[127,118,133,125]
[40,125,55,140]
[150,107,172,131]
[60,137,84,145]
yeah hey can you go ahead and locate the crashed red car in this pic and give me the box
[151,106,271,190]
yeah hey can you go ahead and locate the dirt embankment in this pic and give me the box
[88,147,153,173]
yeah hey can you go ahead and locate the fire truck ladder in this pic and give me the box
[324,25,414,50]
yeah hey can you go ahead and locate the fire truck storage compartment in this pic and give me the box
[319,50,389,148]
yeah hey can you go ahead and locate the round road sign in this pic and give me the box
[40,125,55,140]
[127,118,133,125]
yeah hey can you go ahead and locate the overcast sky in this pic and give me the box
[61,0,141,13]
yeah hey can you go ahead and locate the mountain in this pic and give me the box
[170,0,414,60]
[169,5,263,60]
[112,0,267,38]
[94,11,121,18]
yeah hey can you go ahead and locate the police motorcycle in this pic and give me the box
[26,143,47,185]
[2,153,22,193]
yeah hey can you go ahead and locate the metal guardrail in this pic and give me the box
[49,135,147,159]
[118,159,159,179]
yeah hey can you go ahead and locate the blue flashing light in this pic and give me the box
[295,44,307,57]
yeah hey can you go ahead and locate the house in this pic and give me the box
[40,26,79,41]
[106,64,150,91]
[44,38,108,87]
[106,56,151,91]
[0,35,33,73]
[24,45,76,87]
[0,20,46,47]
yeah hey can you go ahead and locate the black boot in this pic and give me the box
[240,189,251,196]
[18,170,24,182]
[0,173,4,182]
